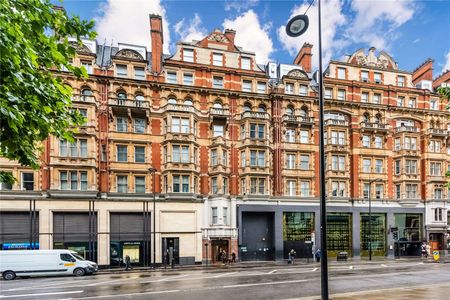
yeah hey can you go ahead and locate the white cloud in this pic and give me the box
[174,13,207,42]
[223,10,273,64]
[277,0,347,69]
[348,0,416,49]
[444,51,450,73]
[95,0,170,53]
[225,0,259,12]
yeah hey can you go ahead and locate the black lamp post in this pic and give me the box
[367,178,382,261]
[148,167,157,269]
[286,1,328,299]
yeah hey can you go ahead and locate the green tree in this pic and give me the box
[0,0,96,184]
[438,86,450,185]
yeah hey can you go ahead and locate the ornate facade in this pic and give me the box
[1,15,449,266]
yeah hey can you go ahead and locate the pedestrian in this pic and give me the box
[222,250,228,264]
[289,249,296,265]
[426,243,431,258]
[288,251,292,264]
[124,254,133,271]
[231,252,236,263]
[315,248,321,263]
[421,242,427,258]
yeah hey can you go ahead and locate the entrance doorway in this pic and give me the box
[241,212,274,261]
[162,237,179,265]
[211,239,229,263]
[429,233,444,251]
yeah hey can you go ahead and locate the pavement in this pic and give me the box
[1,259,449,299]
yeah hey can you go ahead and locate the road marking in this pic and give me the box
[381,264,387,267]
[312,268,318,272]
[268,270,277,274]
[213,271,237,278]
[223,279,308,289]
[0,290,83,298]
[349,266,354,269]
[141,274,189,283]
[87,276,140,286]
[70,289,180,299]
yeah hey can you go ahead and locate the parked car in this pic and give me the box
[0,249,98,280]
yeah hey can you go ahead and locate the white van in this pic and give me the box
[0,250,98,280]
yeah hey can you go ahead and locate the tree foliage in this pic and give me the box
[0,0,96,182]
[438,86,450,184]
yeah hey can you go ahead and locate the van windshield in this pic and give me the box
[71,253,85,261]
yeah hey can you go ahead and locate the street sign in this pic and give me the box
[433,250,440,262]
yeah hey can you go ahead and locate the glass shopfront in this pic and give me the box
[360,213,387,257]
[394,213,423,256]
[327,213,352,257]
[283,212,315,258]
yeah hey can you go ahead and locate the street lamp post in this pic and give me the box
[368,178,382,261]
[148,167,157,269]
[286,1,328,298]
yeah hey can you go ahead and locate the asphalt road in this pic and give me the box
[1,261,449,299]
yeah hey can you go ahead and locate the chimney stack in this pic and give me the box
[224,29,236,44]
[293,43,313,73]
[150,14,163,74]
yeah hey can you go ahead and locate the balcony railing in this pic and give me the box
[394,126,419,133]
[427,128,448,136]
[108,98,149,108]
[210,108,230,116]
[72,95,96,103]
[283,114,314,124]
[241,111,270,120]
[360,121,387,130]
[164,103,198,113]
[324,119,348,126]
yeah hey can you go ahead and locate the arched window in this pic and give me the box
[258,105,266,113]
[213,102,223,109]
[286,106,294,115]
[117,91,127,99]
[81,88,92,96]
[430,120,435,129]
[299,107,308,119]
[243,103,251,112]
[168,97,177,104]
[363,113,370,123]
[374,114,381,124]
[135,94,144,101]
[184,99,193,106]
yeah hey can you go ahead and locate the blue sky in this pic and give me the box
[57,0,450,74]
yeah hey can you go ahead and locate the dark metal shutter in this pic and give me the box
[53,212,97,242]
[0,212,39,243]
[110,213,146,241]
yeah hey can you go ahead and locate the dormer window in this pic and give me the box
[337,67,346,79]
[374,72,382,84]
[81,60,93,75]
[134,67,145,80]
[241,57,251,70]
[361,71,369,82]
[116,64,127,78]
[257,82,266,94]
[213,53,223,66]
[183,48,194,62]
[166,71,177,84]
[285,83,294,94]
[299,85,308,96]
[398,76,405,87]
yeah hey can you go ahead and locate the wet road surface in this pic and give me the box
[1,261,449,299]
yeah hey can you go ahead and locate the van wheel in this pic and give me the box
[73,268,86,277]
[3,271,16,281]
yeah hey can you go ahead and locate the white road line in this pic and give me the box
[70,289,180,299]
[141,274,189,283]
[349,266,354,269]
[312,268,318,272]
[223,279,308,289]
[86,276,140,286]
[381,264,387,267]
[213,271,238,278]
[0,290,83,298]
[268,270,277,274]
